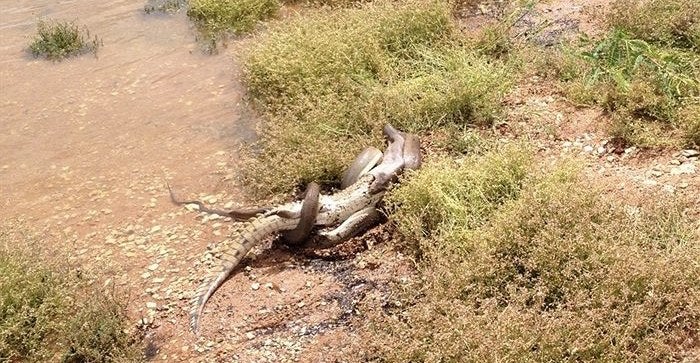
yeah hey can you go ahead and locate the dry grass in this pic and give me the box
[0,224,143,362]
[362,158,700,362]
[607,0,700,50]
[242,0,516,195]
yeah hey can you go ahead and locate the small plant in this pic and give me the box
[547,0,700,148]
[554,30,699,147]
[0,226,143,362]
[607,0,700,50]
[28,19,101,60]
[187,0,280,36]
[144,0,188,14]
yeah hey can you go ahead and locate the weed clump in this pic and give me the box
[243,1,514,195]
[0,226,143,362]
[607,0,700,49]
[144,0,188,14]
[549,0,700,148]
[187,0,280,36]
[366,162,700,361]
[28,20,101,60]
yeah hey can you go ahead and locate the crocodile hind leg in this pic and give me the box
[313,206,382,248]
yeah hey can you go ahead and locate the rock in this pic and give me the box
[642,179,658,187]
[650,170,664,178]
[150,225,161,233]
[146,301,158,309]
[681,149,699,158]
[148,263,160,271]
[251,282,260,290]
[245,332,256,340]
[670,163,696,175]
[185,203,200,212]
[669,159,682,165]
[583,145,594,153]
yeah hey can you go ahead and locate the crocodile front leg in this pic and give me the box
[313,206,382,248]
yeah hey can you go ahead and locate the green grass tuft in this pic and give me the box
[187,0,280,36]
[387,144,532,249]
[242,1,515,195]
[366,162,700,362]
[0,226,143,362]
[28,19,101,60]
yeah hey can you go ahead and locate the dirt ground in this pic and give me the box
[0,0,697,362]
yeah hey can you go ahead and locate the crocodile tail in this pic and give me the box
[189,216,295,333]
[189,238,251,332]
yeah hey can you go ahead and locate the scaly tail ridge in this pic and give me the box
[189,216,297,333]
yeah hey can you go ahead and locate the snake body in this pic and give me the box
[183,124,421,333]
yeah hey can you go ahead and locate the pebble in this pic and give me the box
[251,282,260,290]
[146,301,158,309]
[670,163,696,175]
[681,149,699,158]
[148,263,160,271]
[642,179,658,187]
[150,225,162,233]
[245,332,256,340]
[583,145,594,153]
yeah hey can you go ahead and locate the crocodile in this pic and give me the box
[187,124,421,332]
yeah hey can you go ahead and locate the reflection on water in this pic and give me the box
[0,0,255,218]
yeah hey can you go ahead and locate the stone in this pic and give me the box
[681,149,699,158]
[670,163,696,175]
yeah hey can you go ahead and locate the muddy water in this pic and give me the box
[0,0,255,222]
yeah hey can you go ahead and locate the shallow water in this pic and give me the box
[0,0,255,220]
